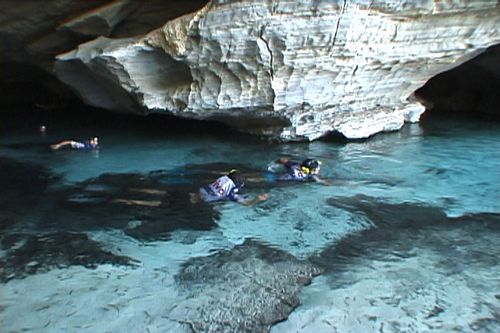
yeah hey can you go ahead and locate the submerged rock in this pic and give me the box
[320,195,500,269]
[283,195,500,333]
[172,239,322,333]
[0,232,137,282]
[50,171,220,241]
[0,159,272,243]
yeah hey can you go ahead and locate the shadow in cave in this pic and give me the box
[0,158,267,281]
[416,43,500,121]
[312,194,500,280]
[0,155,311,282]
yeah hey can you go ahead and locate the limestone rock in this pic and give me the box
[171,239,322,333]
[2,0,500,140]
[0,0,208,67]
[59,0,141,37]
[53,0,500,140]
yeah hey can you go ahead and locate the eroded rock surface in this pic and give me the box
[0,232,138,282]
[2,1,500,140]
[54,1,500,140]
[172,239,322,333]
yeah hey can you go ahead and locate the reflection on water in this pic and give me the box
[1,108,499,332]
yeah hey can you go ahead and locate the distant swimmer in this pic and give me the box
[191,169,268,206]
[269,157,332,185]
[50,137,99,151]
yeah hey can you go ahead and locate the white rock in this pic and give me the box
[54,0,500,140]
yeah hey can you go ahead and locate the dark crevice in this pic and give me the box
[332,0,347,49]
[259,26,274,80]
[415,43,500,120]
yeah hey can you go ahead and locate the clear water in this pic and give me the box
[1,108,499,332]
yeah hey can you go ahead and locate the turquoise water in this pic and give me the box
[1,107,499,332]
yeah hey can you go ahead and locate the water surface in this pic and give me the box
[1,108,499,332]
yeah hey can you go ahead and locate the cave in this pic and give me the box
[1,1,499,140]
[416,43,500,120]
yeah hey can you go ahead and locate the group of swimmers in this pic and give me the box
[48,134,330,207]
[191,157,331,206]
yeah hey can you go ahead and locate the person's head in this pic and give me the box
[89,137,99,147]
[301,159,321,175]
[227,169,245,188]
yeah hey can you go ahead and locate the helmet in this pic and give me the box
[301,159,319,169]
[228,169,245,188]
[301,159,321,174]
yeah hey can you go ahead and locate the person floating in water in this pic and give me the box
[269,157,332,185]
[50,137,99,151]
[191,169,268,206]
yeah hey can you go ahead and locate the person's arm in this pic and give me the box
[239,193,269,206]
[50,140,76,150]
[311,175,332,186]
[275,157,289,164]
[275,157,294,170]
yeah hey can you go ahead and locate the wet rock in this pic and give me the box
[0,232,137,282]
[326,194,449,229]
[172,239,322,333]
[469,318,500,333]
[0,160,272,243]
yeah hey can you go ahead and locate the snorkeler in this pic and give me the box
[192,169,268,206]
[50,137,99,151]
[270,157,332,185]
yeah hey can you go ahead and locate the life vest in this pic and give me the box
[205,175,237,198]
[287,164,310,180]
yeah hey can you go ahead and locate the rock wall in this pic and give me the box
[0,0,208,66]
[3,0,500,140]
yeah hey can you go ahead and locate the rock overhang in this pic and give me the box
[2,0,500,141]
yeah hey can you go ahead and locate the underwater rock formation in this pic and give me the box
[172,239,322,333]
[47,171,221,241]
[0,232,137,282]
[2,1,500,140]
[290,195,500,333]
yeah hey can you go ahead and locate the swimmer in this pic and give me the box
[191,169,268,206]
[270,157,332,185]
[50,137,99,151]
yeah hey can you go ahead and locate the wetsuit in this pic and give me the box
[71,141,97,150]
